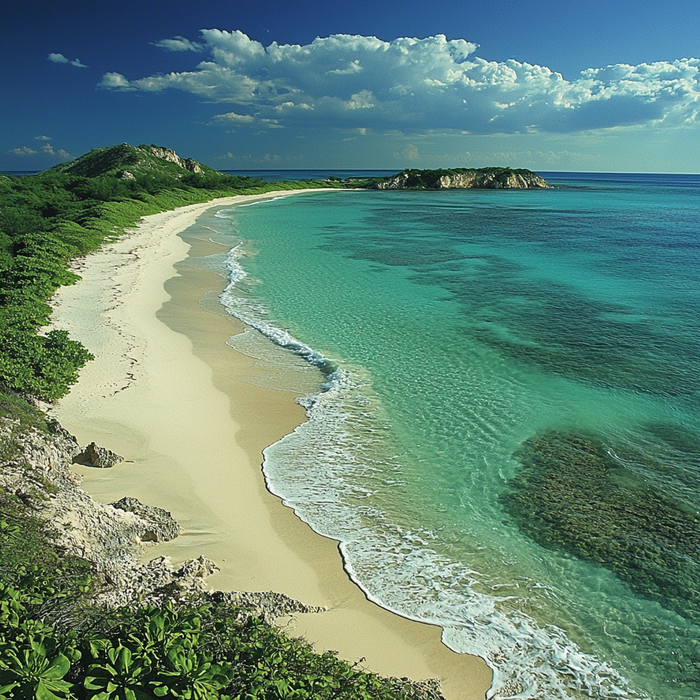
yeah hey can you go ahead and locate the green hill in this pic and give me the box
[46,143,211,179]
[42,143,252,191]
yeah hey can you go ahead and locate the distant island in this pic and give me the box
[362,167,551,190]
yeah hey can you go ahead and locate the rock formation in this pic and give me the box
[0,415,324,614]
[143,145,203,174]
[74,441,123,468]
[371,168,551,190]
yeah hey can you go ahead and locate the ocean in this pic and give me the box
[196,172,699,699]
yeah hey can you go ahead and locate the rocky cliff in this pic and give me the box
[370,167,551,190]
[0,414,320,614]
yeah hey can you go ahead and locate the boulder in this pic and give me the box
[74,442,123,468]
[110,496,181,542]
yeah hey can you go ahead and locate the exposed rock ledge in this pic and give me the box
[1,416,448,698]
[371,168,551,190]
[0,416,321,616]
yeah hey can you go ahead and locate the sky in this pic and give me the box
[2,0,699,172]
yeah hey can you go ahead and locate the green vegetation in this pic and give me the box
[1,144,428,700]
[0,489,425,700]
[0,144,341,403]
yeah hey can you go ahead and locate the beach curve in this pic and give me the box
[48,191,493,700]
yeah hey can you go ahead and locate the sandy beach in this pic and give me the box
[49,191,492,700]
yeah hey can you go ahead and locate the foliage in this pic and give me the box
[0,144,340,402]
[0,487,416,699]
[0,547,419,700]
[0,144,419,700]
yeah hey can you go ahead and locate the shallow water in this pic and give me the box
[204,174,699,699]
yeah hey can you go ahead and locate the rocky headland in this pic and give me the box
[368,167,551,190]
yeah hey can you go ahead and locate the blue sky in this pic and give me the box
[2,0,699,172]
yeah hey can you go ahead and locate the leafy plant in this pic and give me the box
[84,646,153,700]
[0,640,73,700]
[150,647,233,699]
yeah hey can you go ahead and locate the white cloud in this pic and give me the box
[8,144,70,160]
[99,31,700,135]
[35,135,52,141]
[99,72,131,88]
[214,111,256,124]
[153,36,204,52]
[213,111,283,129]
[48,52,87,68]
[10,146,37,156]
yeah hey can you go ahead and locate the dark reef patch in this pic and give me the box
[502,430,700,624]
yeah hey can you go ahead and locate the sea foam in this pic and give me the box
[217,239,639,700]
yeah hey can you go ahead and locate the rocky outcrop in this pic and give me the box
[0,416,307,613]
[0,418,182,600]
[210,590,326,625]
[110,496,180,542]
[74,441,123,468]
[371,168,551,190]
[436,170,549,189]
[141,146,203,174]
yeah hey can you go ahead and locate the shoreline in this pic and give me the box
[50,191,493,699]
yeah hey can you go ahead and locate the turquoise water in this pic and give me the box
[205,175,699,699]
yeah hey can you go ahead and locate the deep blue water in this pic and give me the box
[220,169,397,182]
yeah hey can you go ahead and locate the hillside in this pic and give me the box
[42,143,259,191]
[46,142,219,178]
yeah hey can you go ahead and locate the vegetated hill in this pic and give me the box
[365,167,551,190]
[0,143,340,402]
[45,143,215,180]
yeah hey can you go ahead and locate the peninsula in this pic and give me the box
[365,167,551,190]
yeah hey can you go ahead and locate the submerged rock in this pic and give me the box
[502,430,700,624]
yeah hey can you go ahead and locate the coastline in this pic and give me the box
[49,191,493,700]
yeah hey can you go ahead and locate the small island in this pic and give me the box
[356,167,551,190]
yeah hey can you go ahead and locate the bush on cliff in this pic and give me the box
[0,502,421,700]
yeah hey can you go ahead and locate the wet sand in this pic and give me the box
[50,192,493,700]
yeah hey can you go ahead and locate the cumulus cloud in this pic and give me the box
[35,135,52,141]
[99,31,700,134]
[39,143,70,158]
[10,146,37,156]
[213,111,282,129]
[99,72,131,88]
[152,36,204,52]
[49,52,88,68]
[8,143,70,159]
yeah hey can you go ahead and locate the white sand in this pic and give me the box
[50,191,492,700]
